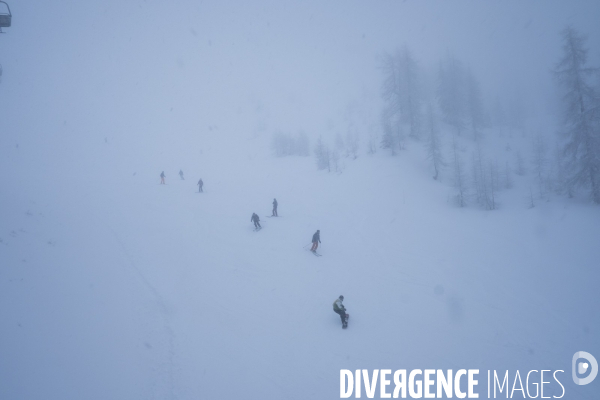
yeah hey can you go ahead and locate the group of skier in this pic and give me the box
[250,198,279,231]
[159,170,203,192]
[159,171,348,329]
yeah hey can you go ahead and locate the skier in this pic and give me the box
[251,213,261,229]
[179,170,184,180]
[333,295,348,328]
[310,230,321,252]
[160,171,166,185]
[272,198,278,217]
[198,178,204,193]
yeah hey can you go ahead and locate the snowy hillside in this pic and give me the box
[1,131,599,399]
[1,1,600,399]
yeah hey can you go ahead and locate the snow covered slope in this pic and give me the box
[1,1,600,399]
[1,130,599,399]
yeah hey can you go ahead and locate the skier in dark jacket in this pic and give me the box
[272,198,278,217]
[179,170,184,180]
[251,213,261,229]
[160,171,166,185]
[197,178,203,193]
[310,230,320,252]
[333,295,348,328]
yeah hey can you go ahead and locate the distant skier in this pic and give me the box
[179,170,184,180]
[272,198,278,217]
[310,230,321,252]
[160,171,166,185]
[333,295,348,328]
[251,213,261,229]
[197,179,204,193]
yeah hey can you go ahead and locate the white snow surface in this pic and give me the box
[1,132,599,399]
[1,1,600,399]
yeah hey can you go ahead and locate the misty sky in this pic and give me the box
[1,3,600,399]
[1,1,599,151]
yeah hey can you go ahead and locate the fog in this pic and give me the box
[2,1,599,151]
[1,2,600,399]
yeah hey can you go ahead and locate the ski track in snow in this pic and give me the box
[110,228,177,400]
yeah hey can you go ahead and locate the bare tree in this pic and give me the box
[381,111,403,155]
[296,131,310,156]
[331,150,342,173]
[515,151,526,176]
[272,131,310,157]
[381,45,423,140]
[508,88,527,135]
[437,54,466,135]
[465,68,487,141]
[367,125,378,155]
[492,96,508,137]
[425,104,445,180]
[452,135,467,207]
[489,160,499,210]
[346,129,360,159]
[471,144,495,209]
[504,161,513,189]
[314,135,331,171]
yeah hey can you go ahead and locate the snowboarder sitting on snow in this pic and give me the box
[198,178,203,193]
[310,230,320,252]
[333,295,348,328]
[251,213,261,229]
[179,169,184,180]
[160,171,166,184]
[272,198,278,217]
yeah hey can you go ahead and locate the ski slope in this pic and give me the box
[1,132,599,399]
[2,1,600,398]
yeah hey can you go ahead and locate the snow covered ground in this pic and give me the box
[1,129,599,399]
[1,1,600,399]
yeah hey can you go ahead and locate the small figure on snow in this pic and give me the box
[179,169,185,180]
[198,178,204,193]
[333,295,348,328]
[160,171,166,185]
[272,198,278,217]
[310,230,321,252]
[251,213,261,229]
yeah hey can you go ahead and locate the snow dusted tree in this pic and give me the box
[397,46,423,139]
[296,131,310,156]
[504,161,513,189]
[425,104,445,180]
[508,89,527,135]
[380,111,404,155]
[367,125,378,155]
[381,45,422,140]
[345,130,359,159]
[465,68,487,141]
[335,133,345,154]
[551,142,567,195]
[272,131,310,157]
[381,113,397,155]
[471,147,486,208]
[272,131,294,157]
[437,54,466,135]
[515,151,526,176]
[331,150,341,173]
[492,96,508,137]
[554,26,600,203]
[471,144,495,209]
[452,135,467,207]
[314,135,331,171]
[489,160,499,210]
[532,135,549,198]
